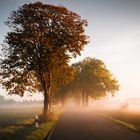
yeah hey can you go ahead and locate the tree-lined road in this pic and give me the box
[47,108,140,140]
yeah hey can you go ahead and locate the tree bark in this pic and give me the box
[43,89,48,115]
[48,85,52,112]
[85,94,88,106]
[47,73,52,113]
[40,73,49,117]
[61,94,65,107]
[81,92,88,106]
[82,92,85,106]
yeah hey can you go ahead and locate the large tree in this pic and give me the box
[0,2,88,116]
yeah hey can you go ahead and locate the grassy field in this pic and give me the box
[0,105,62,140]
[98,109,140,133]
[2,105,140,139]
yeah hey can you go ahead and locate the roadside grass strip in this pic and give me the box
[97,113,139,132]
[0,109,63,140]
[25,110,62,140]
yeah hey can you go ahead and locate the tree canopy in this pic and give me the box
[0,2,88,115]
[54,57,119,106]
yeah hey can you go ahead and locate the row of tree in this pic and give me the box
[53,57,119,106]
[0,2,119,120]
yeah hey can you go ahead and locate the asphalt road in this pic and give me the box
[47,108,140,140]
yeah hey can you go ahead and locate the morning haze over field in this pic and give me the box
[0,0,140,104]
[0,1,140,140]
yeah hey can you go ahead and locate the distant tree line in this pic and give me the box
[0,95,43,105]
[0,95,16,104]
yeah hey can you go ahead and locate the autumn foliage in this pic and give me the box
[0,2,88,117]
[0,2,119,119]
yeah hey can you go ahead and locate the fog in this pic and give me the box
[55,96,140,113]
[1,94,140,115]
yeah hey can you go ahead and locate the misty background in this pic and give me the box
[0,0,140,110]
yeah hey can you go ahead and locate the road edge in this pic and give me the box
[44,122,57,140]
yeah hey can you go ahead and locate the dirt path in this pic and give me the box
[47,108,140,140]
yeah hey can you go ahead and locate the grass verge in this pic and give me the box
[0,109,62,140]
[25,110,62,140]
[97,112,140,133]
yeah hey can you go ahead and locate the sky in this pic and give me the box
[0,0,140,102]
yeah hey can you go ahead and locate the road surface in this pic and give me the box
[47,108,140,140]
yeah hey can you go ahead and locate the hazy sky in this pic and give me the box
[0,0,140,101]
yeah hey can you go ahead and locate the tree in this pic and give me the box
[0,2,88,117]
[51,64,75,106]
[77,58,119,105]
[70,57,119,106]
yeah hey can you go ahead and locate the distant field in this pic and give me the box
[0,106,42,126]
[98,109,140,133]
[0,104,61,140]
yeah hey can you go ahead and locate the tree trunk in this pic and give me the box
[82,92,85,106]
[48,85,52,112]
[40,74,49,117]
[61,95,65,107]
[75,95,81,106]
[81,92,88,106]
[85,94,88,106]
[47,73,52,113]
[43,90,48,115]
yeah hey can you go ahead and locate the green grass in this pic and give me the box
[0,125,24,134]
[25,121,55,140]
[0,118,34,140]
[25,111,62,140]
[0,107,62,140]
[0,107,40,127]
